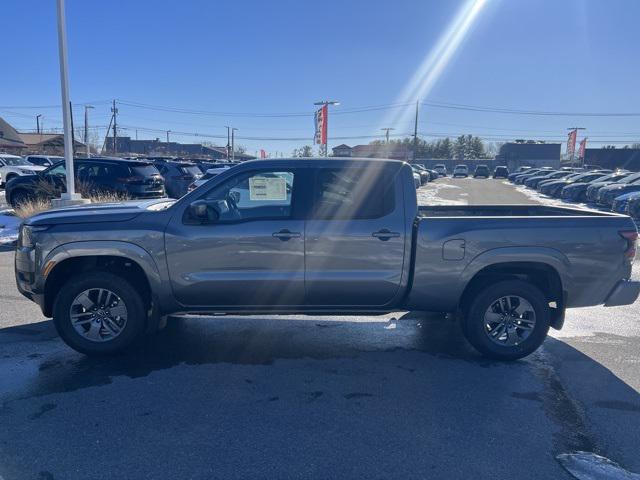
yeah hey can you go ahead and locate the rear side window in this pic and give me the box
[311,167,395,220]
[129,164,160,177]
[179,165,201,177]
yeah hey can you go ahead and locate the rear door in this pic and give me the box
[304,164,406,306]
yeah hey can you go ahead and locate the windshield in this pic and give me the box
[1,156,30,166]
[619,172,640,184]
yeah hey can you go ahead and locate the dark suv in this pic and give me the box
[5,157,165,207]
[152,159,203,198]
[473,165,490,178]
[493,166,509,178]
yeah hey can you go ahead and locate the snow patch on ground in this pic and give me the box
[417,182,467,206]
[0,209,20,245]
[509,182,597,211]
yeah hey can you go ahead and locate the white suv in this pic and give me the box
[0,154,46,187]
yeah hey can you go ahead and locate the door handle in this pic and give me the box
[372,229,401,241]
[272,229,301,241]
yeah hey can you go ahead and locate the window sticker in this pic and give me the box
[249,176,287,201]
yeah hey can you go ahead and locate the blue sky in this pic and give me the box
[2,0,640,155]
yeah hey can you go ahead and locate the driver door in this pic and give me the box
[164,168,306,308]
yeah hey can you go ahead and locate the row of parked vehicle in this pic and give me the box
[510,166,640,219]
[429,163,511,179]
[0,153,240,207]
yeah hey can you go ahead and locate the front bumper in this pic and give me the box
[15,245,47,313]
[604,280,640,307]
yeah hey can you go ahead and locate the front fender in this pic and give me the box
[40,241,173,315]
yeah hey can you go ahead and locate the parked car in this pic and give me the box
[15,158,639,361]
[560,171,631,203]
[24,155,64,167]
[596,177,640,208]
[433,164,447,177]
[524,171,569,189]
[587,172,640,203]
[411,168,422,188]
[612,191,640,215]
[0,154,46,187]
[627,194,640,220]
[514,167,554,185]
[507,166,532,182]
[493,166,509,179]
[538,173,585,195]
[193,160,238,174]
[153,159,203,198]
[452,164,468,177]
[411,165,430,184]
[189,166,232,192]
[542,171,610,198]
[473,165,490,178]
[5,157,165,207]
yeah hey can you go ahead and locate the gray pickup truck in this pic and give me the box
[15,158,639,360]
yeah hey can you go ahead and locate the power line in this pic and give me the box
[422,100,640,117]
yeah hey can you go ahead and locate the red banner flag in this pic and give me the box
[578,137,587,159]
[567,129,577,158]
[314,105,328,145]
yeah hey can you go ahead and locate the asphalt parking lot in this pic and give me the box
[1,177,639,480]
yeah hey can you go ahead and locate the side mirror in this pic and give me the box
[189,200,208,219]
[189,199,219,223]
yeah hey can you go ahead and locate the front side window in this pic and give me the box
[311,167,395,220]
[202,170,295,222]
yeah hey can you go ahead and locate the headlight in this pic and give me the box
[19,225,49,248]
[19,169,33,174]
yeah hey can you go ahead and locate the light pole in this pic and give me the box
[225,126,231,159]
[55,0,84,205]
[84,105,94,157]
[314,100,340,156]
[231,128,238,161]
[381,127,395,143]
[36,114,42,134]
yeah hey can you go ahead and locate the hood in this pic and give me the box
[11,165,46,172]
[25,199,170,226]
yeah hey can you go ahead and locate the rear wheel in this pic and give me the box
[462,280,550,360]
[53,272,146,355]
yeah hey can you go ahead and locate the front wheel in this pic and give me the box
[53,272,147,355]
[462,280,550,360]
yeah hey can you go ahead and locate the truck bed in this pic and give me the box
[418,204,620,218]
[406,204,636,313]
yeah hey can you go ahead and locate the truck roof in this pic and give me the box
[238,157,406,169]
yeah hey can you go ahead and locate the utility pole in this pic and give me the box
[84,105,94,157]
[413,100,419,161]
[55,0,81,202]
[70,102,75,150]
[313,100,340,156]
[111,99,118,155]
[36,114,42,134]
[381,127,395,143]
[225,126,231,159]
[566,127,585,167]
[231,128,238,161]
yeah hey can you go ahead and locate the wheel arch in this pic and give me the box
[42,242,163,319]
[460,254,567,330]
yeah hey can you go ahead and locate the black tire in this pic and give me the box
[462,280,550,361]
[53,272,147,355]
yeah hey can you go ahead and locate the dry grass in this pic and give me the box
[13,182,131,219]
